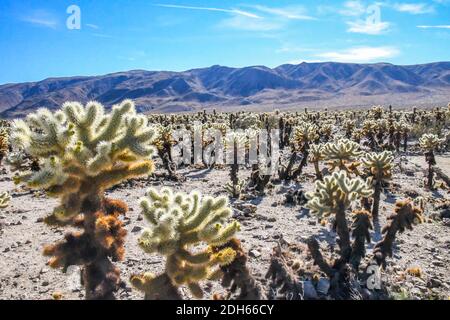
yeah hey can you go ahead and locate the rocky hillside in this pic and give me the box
[1,62,449,117]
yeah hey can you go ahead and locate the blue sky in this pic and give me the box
[0,0,449,84]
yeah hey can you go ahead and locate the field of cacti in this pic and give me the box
[0,102,449,300]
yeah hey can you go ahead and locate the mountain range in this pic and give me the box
[1,61,449,118]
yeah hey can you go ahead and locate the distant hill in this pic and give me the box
[1,61,449,118]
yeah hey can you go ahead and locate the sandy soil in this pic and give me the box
[0,154,449,300]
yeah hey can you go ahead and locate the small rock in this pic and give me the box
[131,226,142,233]
[249,249,261,258]
[36,217,44,223]
[442,218,450,227]
[41,281,50,287]
[3,247,10,253]
[432,260,444,267]
[427,278,442,288]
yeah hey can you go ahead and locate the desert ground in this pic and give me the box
[0,152,449,300]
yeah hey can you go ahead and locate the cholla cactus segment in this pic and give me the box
[10,100,156,220]
[233,113,261,130]
[362,151,393,180]
[343,119,356,132]
[394,120,410,133]
[0,128,8,160]
[350,210,373,268]
[305,171,373,219]
[309,144,324,162]
[0,191,11,208]
[225,131,247,149]
[373,199,423,268]
[135,187,240,298]
[362,120,377,134]
[419,133,443,151]
[225,179,245,198]
[153,124,175,151]
[322,139,362,172]
[292,122,318,147]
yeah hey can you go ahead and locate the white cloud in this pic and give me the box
[22,10,58,29]
[219,15,282,31]
[393,3,435,14]
[23,18,57,28]
[86,23,99,29]
[339,2,391,35]
[339,1,366,16]
[155,4,261,19]
[157,3,317,32]
[347,20,391,34]
[249,5,316,20]
[317,46,399,63]
[417,25,450,29]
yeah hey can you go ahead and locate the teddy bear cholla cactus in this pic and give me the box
[419,133,443,189]
[0,127,8,166]
[322,139,362,175]
[224,132,246,198]
[373,199,423,268]
[153,124,184,181]
[306,171,373,262]
[309,143,324,181]
[279,122,317,181]
[10,100,156,299]
[0,191,10,208]
[131,187,240,299]
[362,151,394,220]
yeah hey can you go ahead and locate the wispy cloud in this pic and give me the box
[347,20,391,35]
[92,33,113,38]
[339,1,391,35]
[393,3,435,14]
[157,3,316,32]
[339,1,367,16]
[247,5,316,20]
[155,4,261,19]
[417,25,450,29]
[86,23,99,29]
[219,15,282,31]
[21,10,58,29]
[316,46,399,63]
